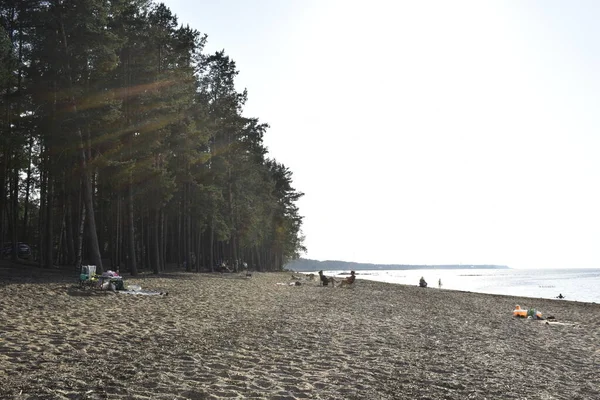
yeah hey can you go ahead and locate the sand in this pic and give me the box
[0,263,599,400]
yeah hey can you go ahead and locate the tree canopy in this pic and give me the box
[0,0,305,274]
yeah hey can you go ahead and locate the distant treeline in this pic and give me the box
[286,258,510,272]
[0,1,304,274]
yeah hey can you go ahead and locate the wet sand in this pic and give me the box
[0,263,599,399]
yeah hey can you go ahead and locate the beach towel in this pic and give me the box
[117,290,167,296]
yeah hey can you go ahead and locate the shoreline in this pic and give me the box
[1,265,599,399]
[304,269,600,305]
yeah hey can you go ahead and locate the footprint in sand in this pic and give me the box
[251,378,274,390]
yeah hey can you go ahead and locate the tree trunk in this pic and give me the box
[185,185,191,272]
[127,175,137,276]
[195,228,201,272]
[38,150,47,267]
[76,200,86,269]
[64,177,75,265]
[44,175,53,268]
[151,208,160,274]
[58,9,103,273]
[177,200,182,268]
[116,194,121,269]
[157,208,164,272]
[9,159,18,261]
[56,210,65,265]
[22,135,34,240]
[209,219,214,272]
[0,149,7,245]
[162,212,168,271]
[139,208,145,271]
[79,159,103,271]
[141,208,147,270]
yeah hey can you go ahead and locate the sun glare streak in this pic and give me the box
[79,79,179,112]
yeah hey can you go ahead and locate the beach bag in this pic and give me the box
[80,265,96,281]
[113,279,125,291]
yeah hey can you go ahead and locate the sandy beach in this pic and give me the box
[0,262,599,400]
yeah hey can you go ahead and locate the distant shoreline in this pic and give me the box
[286,258,509,272]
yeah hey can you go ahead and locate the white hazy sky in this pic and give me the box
[161,0,600,269]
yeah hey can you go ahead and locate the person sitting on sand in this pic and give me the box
[219,262,232,273]
[557,293,565,299]
[340,271,356,287]
[318,270,335,287]
[419,277,427,288]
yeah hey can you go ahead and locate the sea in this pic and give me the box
[322,268,600,303]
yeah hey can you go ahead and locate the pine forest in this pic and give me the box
[0,0,305,275]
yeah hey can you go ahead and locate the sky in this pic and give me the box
[160,0,600,269]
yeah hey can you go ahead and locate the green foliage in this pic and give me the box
[0,0,304,271]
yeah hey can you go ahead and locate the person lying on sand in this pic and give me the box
[318,270,335,287]
[339,271,356,287]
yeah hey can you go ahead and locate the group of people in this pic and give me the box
[216,261,249,273]
[317,271,568,303]
[318,270,356,287]
[319,272,428,288]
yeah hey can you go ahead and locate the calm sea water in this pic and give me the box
[323,268,600,303]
